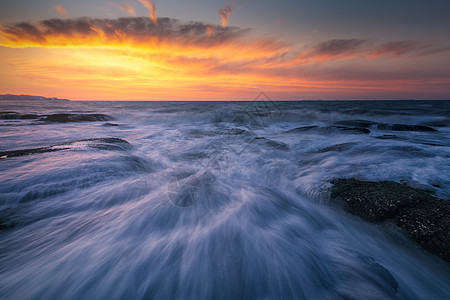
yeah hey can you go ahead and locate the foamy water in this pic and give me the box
[1,100,449,299]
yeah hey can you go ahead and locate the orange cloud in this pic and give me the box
[1,17,449,100]
[138,0,157,25]
[0,17,293,99]
[109,2,136,16]
[219,5,233,27]
[206,25,217,37]
[54,5,68,17]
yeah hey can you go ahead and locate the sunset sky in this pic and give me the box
[1,0,450,100]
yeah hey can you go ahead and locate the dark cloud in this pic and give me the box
[315,39,369,55]
[297,39,369,61]
[1,17,249,47]
[418,46,450,56]
[6,22,46,43]
[370,41,431,57]
[298,38,448,62]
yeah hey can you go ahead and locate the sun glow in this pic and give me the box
[1,16,449,100]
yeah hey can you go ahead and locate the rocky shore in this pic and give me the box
[330,178,449,261]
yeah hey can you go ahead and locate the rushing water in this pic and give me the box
[0,100,449,299]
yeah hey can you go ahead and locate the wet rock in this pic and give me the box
[180,152,209,160]
[335,120,438,133]
[186,129,219,138]
[284,125,369,134]
[0,112,38,119]
[225,128,252,135]
[334,126,370,134]
[318,142,356,153]
[0,112,20,119]
[283,126,318,133]
[330,178,450,261]
[377,124,437,132]
[335,120,378,128]
[103,122,120,127]
[395,204,449,261]
[0,147,69,159]
[1,112,114,123]
[254,137,289,151]
[40,113,113,123]
[375,135,401,140]
[0,138,130,159]
[0,208,24,230]
[77,137,129,145]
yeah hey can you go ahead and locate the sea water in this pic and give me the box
[0,100,449,299]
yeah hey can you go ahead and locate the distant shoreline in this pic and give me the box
[0,94,70,101]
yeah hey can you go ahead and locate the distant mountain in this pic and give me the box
[0,94,70,101]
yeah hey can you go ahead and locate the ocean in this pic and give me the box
[1,100,449,299]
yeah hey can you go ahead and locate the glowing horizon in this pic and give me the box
[1,1,450,100]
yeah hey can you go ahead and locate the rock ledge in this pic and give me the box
[330,178,449,261]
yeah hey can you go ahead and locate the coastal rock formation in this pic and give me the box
[335,119,437,132]
[0,138,131,159]
[0,94,70,101]
[0,112,113,123]
[330,178,450,261]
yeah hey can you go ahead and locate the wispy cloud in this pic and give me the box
[297,39,446,63]
[417,46,450,57]
[219,5,233,27]
[54,5,68,17]
[298,39,369,62]
[138,0,158,25]
[206,25,216,37]
[109,2,136,16]
[369,41,431,57]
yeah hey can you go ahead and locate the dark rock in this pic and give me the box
[1,112,113,123]
[330,178,450,261]
[180,152,209,160]
[334,126,370,134]
[335,120,378,128]
[318,142,356,153]
[254,137,289,151]
[377,124,437,132]
[76,137,129,144]
[0,138,130,159]
[103,122,120,127]
[225,128,252,135]
[41,113,113,123]
[0,208,22,230]
[283,126,318,133]
[0,112,38,120]
[186,129,219,137]
[0,112,20,119]
[375,135,401,140]
[20,114,39,119]
[334,120,437,133]
[67,137,132,151]
[0,111,18,114]
[284,125,370,134]
[395,204,449,261]
[0,147,69,159]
